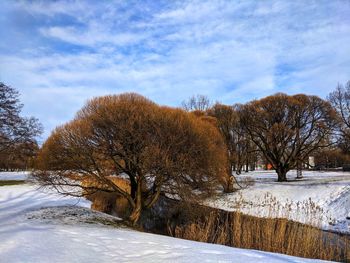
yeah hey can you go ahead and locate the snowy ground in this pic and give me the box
[0,171,30,180]
[206,170,350,233]
[0,172,329,262]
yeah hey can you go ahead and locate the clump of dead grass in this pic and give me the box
[170,207,349,262]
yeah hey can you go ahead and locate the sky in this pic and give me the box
[1,0,350,140]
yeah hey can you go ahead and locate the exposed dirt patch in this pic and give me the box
[0,180,26,186]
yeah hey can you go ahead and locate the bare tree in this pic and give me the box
[34,93,229,224]
[328,81,350,128]
[0,82,42,154]
[182,95,211,112]
[239,93,337,181]
[328,81,350,153]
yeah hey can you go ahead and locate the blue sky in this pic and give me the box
[1,0,350,140]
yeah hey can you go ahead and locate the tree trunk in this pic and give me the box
[221,166,233,193]
[296,160,303,179]
[130,176,137,199]
[236,164,242,175]
[276,167,288,182]
[129,181,142,225]
[223,176,234,193]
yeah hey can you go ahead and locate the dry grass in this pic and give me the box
[168,204,350,262]
[82,177,131,218]
[81,176,130,193]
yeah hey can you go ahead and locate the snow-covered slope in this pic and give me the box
[206,170,350,233]
[0,174,329,262]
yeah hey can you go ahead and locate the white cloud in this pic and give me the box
[1,0,350,138]
[40,25,146,47]
[15,0,94,20]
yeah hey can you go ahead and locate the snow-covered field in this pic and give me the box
[206,170,350,233]
[0,173,329,262]
[0,171,30,180]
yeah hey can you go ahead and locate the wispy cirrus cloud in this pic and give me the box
[0,0,349,139]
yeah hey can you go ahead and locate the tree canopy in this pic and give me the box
[239,93,337,181]
[35,93,230,224]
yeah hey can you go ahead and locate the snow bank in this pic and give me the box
[206,170,350,233]
[1,223,329,263]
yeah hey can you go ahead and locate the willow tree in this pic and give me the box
[239,93,337,181]
[34,93,229,224]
